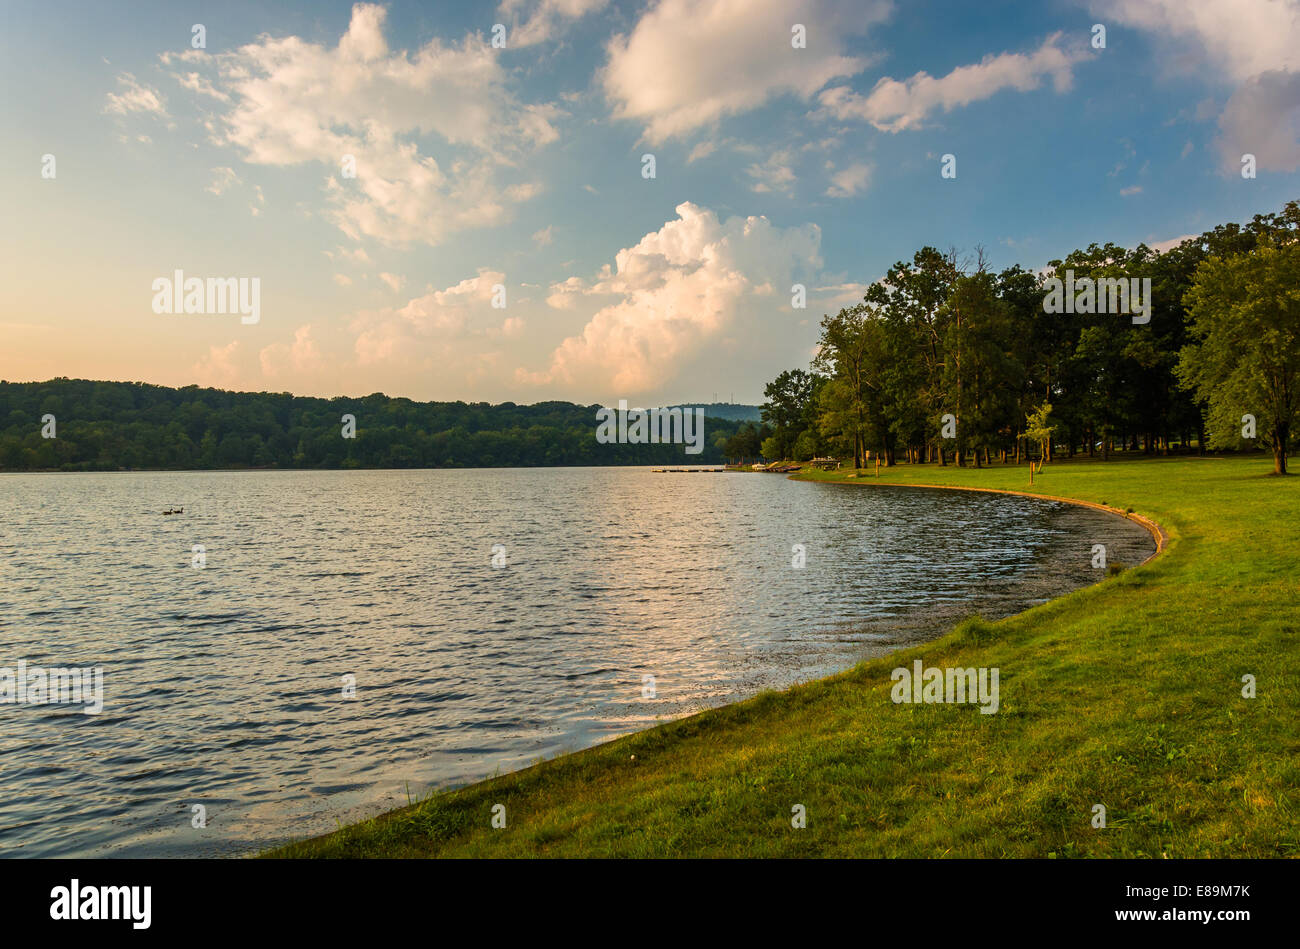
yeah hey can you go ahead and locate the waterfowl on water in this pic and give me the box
[162,508,184,515]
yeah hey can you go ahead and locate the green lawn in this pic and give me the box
[268,455,1299,858]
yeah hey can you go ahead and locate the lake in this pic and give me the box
[0,467,1154,856]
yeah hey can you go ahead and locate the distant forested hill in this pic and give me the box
[663,402,762,422]
[0,379,750,470]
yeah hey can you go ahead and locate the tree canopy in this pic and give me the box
[0,380,750,470]
[763,199,1300,472]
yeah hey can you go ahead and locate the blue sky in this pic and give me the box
[4,0,1300,405]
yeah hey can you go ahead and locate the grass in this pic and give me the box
[267,455,1299,858]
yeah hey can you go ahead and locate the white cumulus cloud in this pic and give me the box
[817,33,1083,132]
[520,202,821,392]
[602,0,890,142]
[170,3,558,246]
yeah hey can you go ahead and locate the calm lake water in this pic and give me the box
[0,467,1154,857]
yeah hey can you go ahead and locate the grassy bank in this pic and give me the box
[268,456,1298,857]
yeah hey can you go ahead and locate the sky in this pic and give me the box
[4,0,1300,406]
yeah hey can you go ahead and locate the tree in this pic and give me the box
[865,246,961,464]
[939,271,1022,467]
[1179,238,1300,474]
[724,422,765,462]
[1025,402,1056,463]
[813,304,894,468]
[761,369,820,459]
[792,429,820,461]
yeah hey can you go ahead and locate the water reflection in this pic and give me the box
[0,467,1153,856]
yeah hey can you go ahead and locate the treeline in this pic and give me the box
[0,380,748,470]
[763,199,1300,475]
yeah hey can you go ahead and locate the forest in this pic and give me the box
[760,199,1300,475]
[0,380,749,470]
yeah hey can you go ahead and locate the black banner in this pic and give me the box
[1,858,1283,936]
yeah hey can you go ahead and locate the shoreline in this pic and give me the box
[796,472,1169,566]
[266,459,1198,858]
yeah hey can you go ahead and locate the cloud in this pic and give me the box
[603,0,890,142]
[813,281,871,309]
[1217,69,1300,172]
[1096,0,1300,82]
[423,270,507,312]
[173,3,558,246]
[825,162,871,197]
[1119,185,1143,196]
[520,201,821,392]
[378,272,405,292]
[746,151,797,194]
[175,71,230,103]
[532,225,555,247]
[1146,233,1198,254]
[489,316,527,338]
[818,33,1082,132]
[498,0,609,47]
[546,275,587,308]
[327,246,371,265]
[687,141,717,163]
[206,167,241,196]
[351,268,507,366]
[104,73,168,118]
[1195,98,1220,121]
[1107,138,1137,177]
[260,325,324,377]
[1097,0,1300,174]
[193,341,242,389]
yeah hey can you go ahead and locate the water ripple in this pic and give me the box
[0,467,1153,857]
